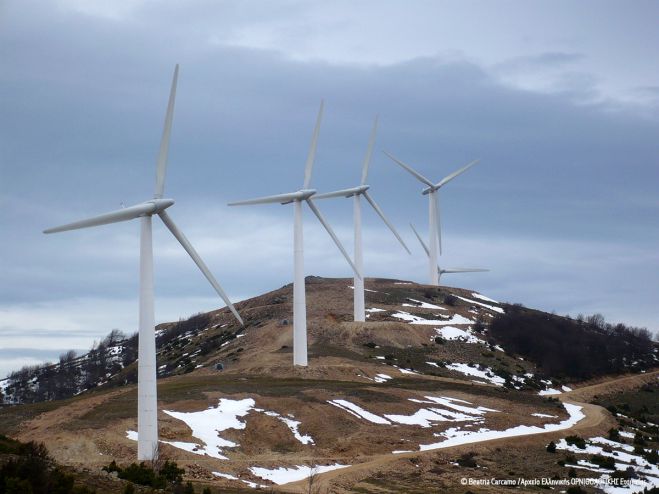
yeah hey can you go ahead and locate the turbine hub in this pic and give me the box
[296,189,317,200]
[148,198,175,213]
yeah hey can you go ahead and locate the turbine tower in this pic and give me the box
[229,101,360,366]
[410,223,488,283]
[314,117,410,322]
[385,151,479,285]
[44,65,243,461]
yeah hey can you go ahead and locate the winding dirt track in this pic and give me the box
[280,370,658,493]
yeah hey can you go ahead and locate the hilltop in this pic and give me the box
[0,277,657,493]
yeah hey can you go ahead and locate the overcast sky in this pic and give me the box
[1,0,658,378]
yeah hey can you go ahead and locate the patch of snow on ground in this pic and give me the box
[619,430,635,439]
[403,298,446,310]
[435,326,485,344]
[419,403,585,451]
[348,285,378,293]
[396,367,420,375]
[455,295,505,314]
[532,413,558,418]
[539,388,562,396]
[162,398,255,459]
[426,361,440,368]
[445,363,506,386]
[366,307,386,313]
[328,400,391,424]
[471,293,499,303]
[271,414,314,445]
[126,430,138,441]
[374,374,392,383]
[555,435,659,493]
[392,311,474,325]
[250,464,349,485]
[561,385,573,392]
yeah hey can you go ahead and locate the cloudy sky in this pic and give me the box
[1,0,658,378]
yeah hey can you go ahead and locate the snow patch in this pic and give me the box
[419,403,585,451]
[435,326,485,344]
[455,295,505,314]
[249,464,349,485]
[445,363,506,386]
[328,399,391,424]
[471,293,499,303]
[392,311,474,325]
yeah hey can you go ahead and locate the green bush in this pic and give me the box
[105,460,185,489]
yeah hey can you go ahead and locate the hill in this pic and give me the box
[0,277,657,493]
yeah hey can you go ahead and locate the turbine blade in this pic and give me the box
[410,223,430,257]
[383,151,434,187]
[313,187,360,200]
[43,202,155,233]
[303,100,324,189]
[436,159,480,188]
[228,191,301,206]
[363,191,410,254]
[305,198,361,279]
[361,116,378,185]
[154,64,179,199]
[158,211,243,325]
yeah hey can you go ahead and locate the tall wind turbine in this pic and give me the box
[410,223,488,283]
[44,65,243,461]
[229,101,360,366]
[314,117,410,322]
[385,152,479,285]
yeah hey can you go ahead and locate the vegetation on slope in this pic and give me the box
[0,435,94,494]
[489,305,657,379]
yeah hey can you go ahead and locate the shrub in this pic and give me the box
[456,452,477,468]
[590,454,615,470]
[443,295,458,306]
[546,441,556,453]
[565,435,586,449]
[608,428,620,441]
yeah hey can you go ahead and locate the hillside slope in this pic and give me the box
[0,277,657,493]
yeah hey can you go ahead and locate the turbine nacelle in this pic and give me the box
[421,185,439,195]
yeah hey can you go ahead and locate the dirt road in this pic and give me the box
[280,370,657,493]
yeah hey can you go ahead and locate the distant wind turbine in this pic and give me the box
[229,101,360,367]
[385,151,479,285]
[410,223,488,283]
[44,65,243,461]
[314,117,410,322]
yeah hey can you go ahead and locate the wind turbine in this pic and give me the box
[228,101,360,366]
[410,223,488,283]
[44,65,243,461]
[314,117,410,322]
[384,151,479,286]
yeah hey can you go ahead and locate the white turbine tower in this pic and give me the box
[44,65,243,461]
[410,223,488,283]
[229,101,360,366]
[314,117,410,322]
[385,152,479,286]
